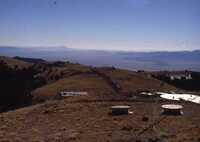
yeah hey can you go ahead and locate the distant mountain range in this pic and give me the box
[0,46,200,71]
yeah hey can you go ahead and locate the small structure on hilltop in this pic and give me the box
[170,72,192,81]
[140,91,154,96]
[111,105,132,115]
[161,104,183,115]
[60,91,88,97]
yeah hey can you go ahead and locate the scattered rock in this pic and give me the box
[58,109,64,113]
[13,137,23,142]
[46,132,62,141]
[148,137,160,142]
[0,138,12,142]
[59,127,67,131]
[121,125,133,131]
[43,109,53,114]
[142,116,149,122]
[30,139,45,142]
[8,132,17,137]
[68,132,80,140]
[0,125,7,131]
[32,128,40,134]
[46,130,80,142]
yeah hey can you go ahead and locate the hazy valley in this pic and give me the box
[1,46,200,71]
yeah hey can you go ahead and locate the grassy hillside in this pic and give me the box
[32,73,117,102]
[32,67,176,102]
[0,56,177,106]
[0,56,31,68]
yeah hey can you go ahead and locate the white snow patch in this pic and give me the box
[157,92,200,104]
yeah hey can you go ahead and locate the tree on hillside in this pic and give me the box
[0,62,46,112]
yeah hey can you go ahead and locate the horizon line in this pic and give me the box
[0,45,199,53]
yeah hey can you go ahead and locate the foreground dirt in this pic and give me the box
[0,97,200,142]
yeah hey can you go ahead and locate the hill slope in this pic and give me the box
[32,67,176,102]
[0,56,200,142]
[0,98,200,142]
[0,56,31,68]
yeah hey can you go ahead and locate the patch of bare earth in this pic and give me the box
[0,98,200,142]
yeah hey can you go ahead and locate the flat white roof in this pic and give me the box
[60,91,88,97]
[162,104,183,110]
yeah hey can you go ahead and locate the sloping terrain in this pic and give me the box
[32,73,117,102]
[32,67,176,102]
[0,56,200,142]
[91,68,176,93]
[0,98,200,142]
[0,56,31,68]
[0,56,92,111]
[0,55,184,104]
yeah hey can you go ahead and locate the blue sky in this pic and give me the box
[0,0,199,51]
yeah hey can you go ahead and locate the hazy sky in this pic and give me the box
[0,0,199,51]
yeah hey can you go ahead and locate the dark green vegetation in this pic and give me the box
[153,71,200,91]
[0,56,68,112]
[0,60,46,112]
[0,56,92,111]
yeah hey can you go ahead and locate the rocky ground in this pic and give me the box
[0,96,200,142]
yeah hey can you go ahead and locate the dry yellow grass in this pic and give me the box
[0,98,200,142]
[32,73,117,102]
[92,68,176,93]
[32,67,176,102]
